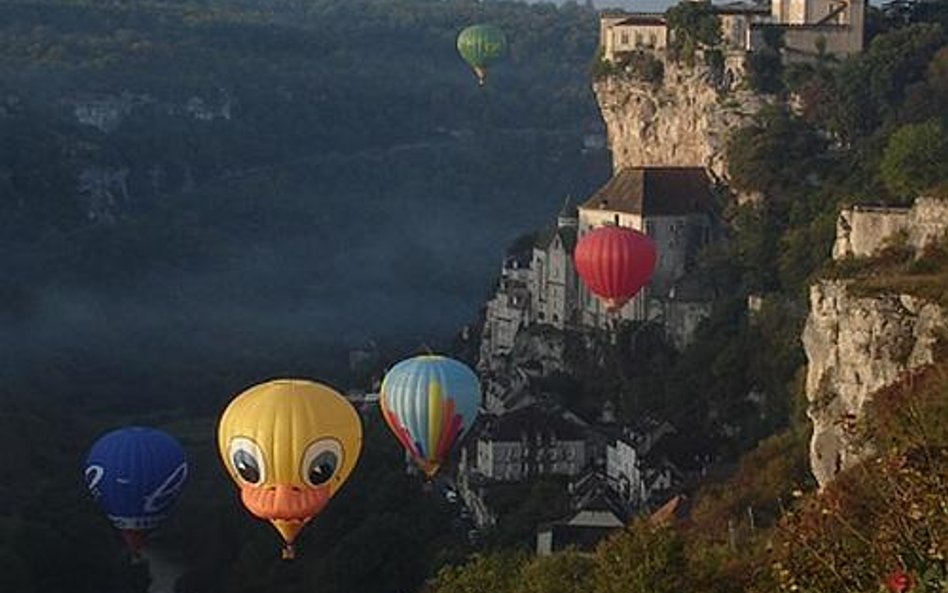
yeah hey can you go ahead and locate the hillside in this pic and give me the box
[423,2,948,592]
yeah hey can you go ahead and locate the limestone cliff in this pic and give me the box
[803,282,947,489]
[593,59,769,180]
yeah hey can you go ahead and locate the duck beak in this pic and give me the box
[240,484,331,538]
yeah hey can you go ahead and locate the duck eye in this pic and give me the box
[301,439,342,487]
[228,438,266,485]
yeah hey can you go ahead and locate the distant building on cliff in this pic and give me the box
[479,168,716,366]
[600,0,865,65]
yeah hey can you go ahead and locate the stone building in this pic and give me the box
[600,0,865,65]
[832,197,948,261]
[478,168,717,365]
[600,11,668,57]
[474,405,588,481]
[529,200,579,329]
[577,167,716,328]
[481,250,532,360]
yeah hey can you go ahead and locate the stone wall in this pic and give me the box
[832,198,948,260]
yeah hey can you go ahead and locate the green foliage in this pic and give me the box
[746,48,784,94]
[484,478,572,549]
[770,359,948,593]
[613,50,665,84]
[690,430,812,539]
[726,107,825,195]
[829,229,948,309]
[665,0,722,65]
[880,118,948,197]
[794,23,947,143]
[427,551,527,593]
[594,521,684,593]
[514,550,596,593]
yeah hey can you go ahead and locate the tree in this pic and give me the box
[726,107,824,196]
[593,521,684,593]
[665,0,722,65]
[514,550,596,593]
[880,118,948,197]
[427,552,526,593]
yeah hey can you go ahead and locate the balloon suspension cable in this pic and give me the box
[474,66,487,87]
[603,300,624,339]
[282,544,296,561]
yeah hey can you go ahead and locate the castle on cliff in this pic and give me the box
[601,0,865,65]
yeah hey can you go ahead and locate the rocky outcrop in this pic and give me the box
[69,90,233,133]
[803,280,947,488]
[593,58,769,181]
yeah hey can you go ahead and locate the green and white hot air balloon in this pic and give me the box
[456,24,508,87]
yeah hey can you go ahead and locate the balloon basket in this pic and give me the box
[282,544,296,561]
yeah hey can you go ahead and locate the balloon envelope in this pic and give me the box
[380,355,481,478]
[456,24,507,85]
[574,225,658,312]
[83,427,188,552]
[217,379,362,559]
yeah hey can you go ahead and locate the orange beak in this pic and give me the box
[240,484,330,543]
[241,483,330,520]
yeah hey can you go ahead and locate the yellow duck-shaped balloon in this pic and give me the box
[217,379,362,559]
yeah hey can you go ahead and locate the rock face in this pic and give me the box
[803,280,946,488]
[593,59,769,180]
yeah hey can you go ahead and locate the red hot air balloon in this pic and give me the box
[574,225,657,313]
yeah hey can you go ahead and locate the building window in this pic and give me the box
[620,32,629,45]
[613,214,620,225]
[635,32,643,46]
[649,33,657,47]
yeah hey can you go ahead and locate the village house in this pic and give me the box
[529,200,579,329]
[474,404,589,481]
[536,471,627,555]
[480,249,532,359]
[600,11,668,57]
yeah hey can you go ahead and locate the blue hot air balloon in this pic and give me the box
[83,427,188,553]
[380,355,481,478]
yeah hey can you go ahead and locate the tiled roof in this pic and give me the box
[481,405,587,442]
[534,224,578,253]
[616,15,666,26]
[579,167,715,217]
[715,1,771,14]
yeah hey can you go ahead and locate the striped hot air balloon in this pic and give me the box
[380,355,481,478]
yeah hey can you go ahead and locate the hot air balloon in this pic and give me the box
[380,355,481,479]
[217,379,362,560]
[456,24,508,86]
[574,225,658,313]
[83,427,188,555]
